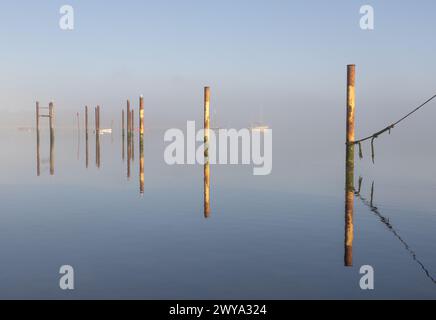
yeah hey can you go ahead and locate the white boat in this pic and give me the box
[99,128,112,135]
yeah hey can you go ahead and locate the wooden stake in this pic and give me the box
[204,87,211,218]
[139,95,144,135]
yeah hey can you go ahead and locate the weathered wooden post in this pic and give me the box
[204,87,211,218]
[344,65,355,267]
[139,95,144,194]
[139,95,144,136]
[49,102,55,175]
[85,106,89,168]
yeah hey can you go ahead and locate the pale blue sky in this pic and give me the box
[1,0,435,133]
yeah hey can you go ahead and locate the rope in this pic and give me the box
[348,94,436,146]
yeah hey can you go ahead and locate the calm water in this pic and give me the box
[0,124,435,299]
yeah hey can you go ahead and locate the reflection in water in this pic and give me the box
[355,180,436,284]
[344,144,354,267]
[204,87,211,218]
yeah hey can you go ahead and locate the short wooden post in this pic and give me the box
[344,65,355,267]
[204,87,211,218]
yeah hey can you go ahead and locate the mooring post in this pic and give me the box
[344,65,355,267]
[49,102,55,175]
[139,95,144,194]
[139,95,144,136]
[204,87,211,218]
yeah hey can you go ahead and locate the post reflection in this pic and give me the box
[344,143,354,266]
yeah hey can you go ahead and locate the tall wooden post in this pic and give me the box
[139,95,144,194]
[85,106,89,168]
[139,95,144,135]
[49,102,55,175]
[204,87,211,218]
[344,65,355,267]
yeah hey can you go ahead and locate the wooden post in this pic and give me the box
[85,106,89,168]
[344,65,355,267]
[49,102,55,175]
[204,87,211,218]
[36,102,40,131]
[346,65,356,144]
[127,100,131,135]
[139,96,145,194]
[139,95,144,135]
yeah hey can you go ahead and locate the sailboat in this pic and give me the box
[250,106,269,132]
